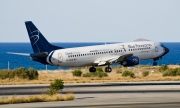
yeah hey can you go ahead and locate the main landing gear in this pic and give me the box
[89,67,96,72]
[105,66,112,73]
[89,66,112,73]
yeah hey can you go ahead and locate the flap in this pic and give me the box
[95,53,133,66]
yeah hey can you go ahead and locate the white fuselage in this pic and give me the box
[46,41,165,67]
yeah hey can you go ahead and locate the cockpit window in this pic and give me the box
[160,44,165,48]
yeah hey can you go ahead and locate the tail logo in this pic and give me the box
[30,30,40,45]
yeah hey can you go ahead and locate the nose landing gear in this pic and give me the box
[153,61,158,66]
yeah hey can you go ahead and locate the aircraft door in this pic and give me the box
[114,49,118,55]
[58,53,63,63]
[154,43,158,52]
[112,45,125,56]
[153,43,158,58]
[119,45,125,55]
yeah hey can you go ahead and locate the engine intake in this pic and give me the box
[121,56,139,66]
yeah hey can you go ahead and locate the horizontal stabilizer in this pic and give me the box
[7,52,30,56]
[30,52,48,58]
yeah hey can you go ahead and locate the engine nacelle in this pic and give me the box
[121,56,139,66]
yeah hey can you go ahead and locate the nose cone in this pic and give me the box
[163,46,169,56]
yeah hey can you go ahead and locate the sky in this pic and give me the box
[0,0,180,42]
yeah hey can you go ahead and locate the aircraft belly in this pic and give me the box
[57,57,94,67]
[75,57,94,66]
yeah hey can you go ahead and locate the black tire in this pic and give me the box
[108,67,112,72]
[92,67,96,72]
[105,67,108,72]
[89,67,96,72]
[105,67,112,73]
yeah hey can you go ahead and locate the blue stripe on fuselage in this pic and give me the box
[49,51,55,65]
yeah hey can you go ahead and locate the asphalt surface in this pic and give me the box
[1,81,180,108]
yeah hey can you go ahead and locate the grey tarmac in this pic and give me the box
[1,81,180,108]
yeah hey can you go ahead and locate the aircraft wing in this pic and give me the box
[7,52,30,56]
[117,53,133,62]
[96,53,133,66]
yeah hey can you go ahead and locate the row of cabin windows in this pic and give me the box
[129,47,150,51]
[67,47,150,58]
[114,50,125,53]
[68,50,124,58]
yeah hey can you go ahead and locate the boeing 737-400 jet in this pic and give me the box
[8,21,169,72]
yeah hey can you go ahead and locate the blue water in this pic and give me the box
[0,42,179,70]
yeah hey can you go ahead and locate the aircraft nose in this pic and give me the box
[163,46,169,55]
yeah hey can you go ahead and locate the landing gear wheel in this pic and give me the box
[105,67,112,73]
[89,67,96,72]
[153,61,158,66]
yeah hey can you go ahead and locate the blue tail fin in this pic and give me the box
[25,21,64,53]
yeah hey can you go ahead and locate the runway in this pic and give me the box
[1,81,180,108]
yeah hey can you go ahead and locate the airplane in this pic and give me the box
[8,21,169,72]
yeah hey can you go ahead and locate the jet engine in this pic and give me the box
[121,56,139,66]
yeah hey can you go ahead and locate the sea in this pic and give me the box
[0,42,179,70]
